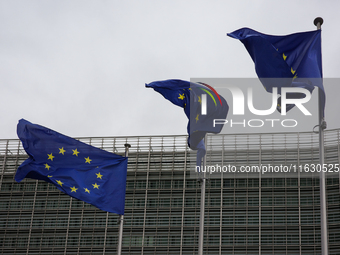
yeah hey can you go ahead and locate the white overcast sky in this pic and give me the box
[1,0,340,139]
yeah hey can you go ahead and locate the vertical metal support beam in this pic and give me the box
[141,138,151,255]
[103,211,109,254]
[180,140,188,255]
[26,180,38,255]
[198,135,207,255]
[117,212,125,254]
[219,136,224,255]
[297,133,302,255]
[319,97,328,255]
[314,17,328,255]
[117,143,131,255]
[64,197,73,255]
[77,201,85,254]
[258,134,262,255]
[198,172,206,255]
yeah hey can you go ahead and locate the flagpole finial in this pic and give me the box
[314,17,323,29]
[124,143,131,157]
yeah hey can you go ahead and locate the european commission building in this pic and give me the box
[1,130,340,255]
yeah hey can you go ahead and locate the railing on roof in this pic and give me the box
[1,130,340,176]
[1,129,340,156]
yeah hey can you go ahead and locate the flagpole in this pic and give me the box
[314,17,328,255]
[117,143,131,255]
[198,136,207,255]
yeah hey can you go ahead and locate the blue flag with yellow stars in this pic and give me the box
[227,28,325,114]
[15,119,128,215]
[146,79,229,167]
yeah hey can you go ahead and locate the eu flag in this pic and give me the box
[227,28,324,113]
[146,79,229,166]
[15,119,128,215]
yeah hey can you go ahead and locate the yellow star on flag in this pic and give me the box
[96,172,103,179]
[44,163,51,170]
[195,114,199,123]
[72,148,79,156]
[85,156,92,164]
[178,93,185,100]
[84,188,90,194]
[92,183,100,189]
[47,175,53,178]
[59,147,66,155]
[47,153,55,161]
[70,186,78,192]
[56,180,63,186]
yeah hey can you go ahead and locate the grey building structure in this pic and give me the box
[1,130,340,254]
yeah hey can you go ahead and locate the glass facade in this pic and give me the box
[1,130,340,254]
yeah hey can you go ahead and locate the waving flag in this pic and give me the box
[15,119,128,215]
[146,79,229,166]
[227,28,324,113]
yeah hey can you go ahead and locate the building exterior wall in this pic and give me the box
[1,131,340,254]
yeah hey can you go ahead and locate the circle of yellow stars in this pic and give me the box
[43,147,103,195]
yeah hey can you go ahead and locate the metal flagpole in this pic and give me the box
[314,17,328,255]
[117,143,131,255]
[198,135,207,255]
